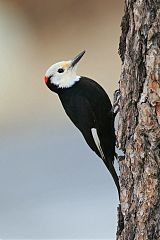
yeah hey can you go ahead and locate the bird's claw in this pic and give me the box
[118,155,125,162]
[113,89,121,116]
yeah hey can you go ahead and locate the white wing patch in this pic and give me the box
[91,128,105,159]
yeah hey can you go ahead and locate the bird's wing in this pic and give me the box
[61,94,102,158]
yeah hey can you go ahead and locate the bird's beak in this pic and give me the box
[70,50,85,68]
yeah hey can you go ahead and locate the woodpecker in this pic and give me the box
[44,51,120,197]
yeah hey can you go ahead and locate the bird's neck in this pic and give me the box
[46,76,81,94]
[58,75,80,88]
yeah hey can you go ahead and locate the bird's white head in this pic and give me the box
[44,51,85,89]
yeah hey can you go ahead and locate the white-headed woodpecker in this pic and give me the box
[44,51,120,197]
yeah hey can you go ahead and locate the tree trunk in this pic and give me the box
[117,0,160,239]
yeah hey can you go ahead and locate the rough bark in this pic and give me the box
[117,0,160,239]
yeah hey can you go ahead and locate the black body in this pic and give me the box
[46,77,120,197]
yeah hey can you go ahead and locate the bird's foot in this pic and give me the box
[113,89,121,116]
[115,152,125,162]
[118,155,125,162]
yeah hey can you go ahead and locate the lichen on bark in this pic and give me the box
[117,0,160,239]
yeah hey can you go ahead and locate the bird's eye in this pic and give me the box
[57,68,64,73]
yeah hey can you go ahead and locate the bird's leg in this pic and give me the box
[113,89,121,117]
[113,89,124,163]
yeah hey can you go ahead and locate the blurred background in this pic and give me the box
[0,0,123,239]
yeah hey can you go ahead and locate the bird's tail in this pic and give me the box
[103,156,120,199]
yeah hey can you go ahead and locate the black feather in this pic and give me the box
[47,76,120,198]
